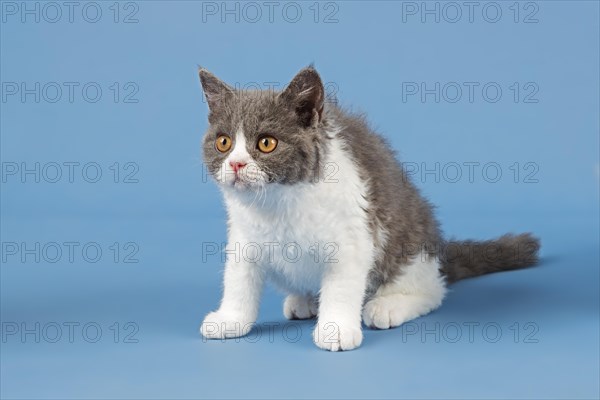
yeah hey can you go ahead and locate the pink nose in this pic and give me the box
[229,161,247,173]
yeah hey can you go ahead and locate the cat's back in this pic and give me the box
[328,105,442,259]
[328,106,408,196]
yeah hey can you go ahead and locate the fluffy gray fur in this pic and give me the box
[199,66,540,292]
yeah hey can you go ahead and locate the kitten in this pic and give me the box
[197,66,540,351]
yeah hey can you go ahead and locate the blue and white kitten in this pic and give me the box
[198,67,539,351]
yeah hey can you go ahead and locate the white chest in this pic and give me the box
[222,137,373,294]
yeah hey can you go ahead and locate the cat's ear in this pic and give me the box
[280,66,325,128]
[198,68,234,114]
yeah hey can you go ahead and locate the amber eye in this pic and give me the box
[257,136,278,153]
[215,135,232,153]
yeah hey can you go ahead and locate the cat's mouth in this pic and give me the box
[217,162,269,191]
[231,176,248,189]
[229,173,261,191]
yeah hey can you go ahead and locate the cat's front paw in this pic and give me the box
[312,320,363,351]
[200,311,254,339]
[283,294,318,320]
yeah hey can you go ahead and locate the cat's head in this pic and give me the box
[199,67,327,192]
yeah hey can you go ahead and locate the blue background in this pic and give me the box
[1,0,599,398]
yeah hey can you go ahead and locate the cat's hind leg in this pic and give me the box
[283,294,318,320]
[362,254,447,329]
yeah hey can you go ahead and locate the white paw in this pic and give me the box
[312,320,363,351]
[363,294,435,329]
[283,294,318,320]
[200,310,254,339]
[363,296,403,329]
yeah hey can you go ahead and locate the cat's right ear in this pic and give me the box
[198,68,234,115]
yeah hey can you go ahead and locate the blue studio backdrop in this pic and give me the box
[1,1,599,398]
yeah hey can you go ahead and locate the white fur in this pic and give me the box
[362,252,447,329]
[201,127,375,351]
[283,294,318,320]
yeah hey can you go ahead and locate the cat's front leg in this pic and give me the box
[200,241,265,340]
[313,251,371,351]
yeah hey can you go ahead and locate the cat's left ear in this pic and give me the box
[279,66,325,128]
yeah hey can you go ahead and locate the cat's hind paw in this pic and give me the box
[283,294,318,320]
[362,293,442,329]
[362,296,405,329]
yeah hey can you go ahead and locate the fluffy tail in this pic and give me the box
[441,233,540,284]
